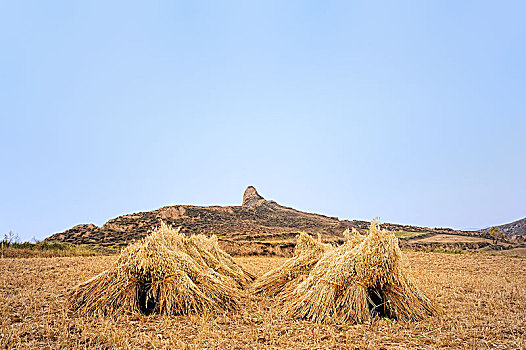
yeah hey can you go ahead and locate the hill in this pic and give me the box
[45,186,457,245]
[47,186,346,246]
[47,186,523,255]
[481,217,526,238]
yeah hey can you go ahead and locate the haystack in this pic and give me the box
[251,232,333,297]
[69,223,255,316]
[256,221,436,323]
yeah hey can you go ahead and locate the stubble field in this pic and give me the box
[1,252,525,349]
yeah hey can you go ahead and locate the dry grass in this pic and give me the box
[0,242,105,259]
[1,252,525,349]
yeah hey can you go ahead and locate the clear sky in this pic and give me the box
[1,1,525,242]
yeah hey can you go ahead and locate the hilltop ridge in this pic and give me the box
[47,186,523,255]
[482,217,526,238]
[47,187,346,246]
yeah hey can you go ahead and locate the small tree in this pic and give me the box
[489,227,505,244]
[3,231,20,245]
[1,231,20,258]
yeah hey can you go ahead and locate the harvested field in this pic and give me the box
[1,253,525,349]
[415,234,493,244]
[393,231,428,239]
[500,247,526,257]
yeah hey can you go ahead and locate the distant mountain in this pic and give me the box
[481,217,526,237]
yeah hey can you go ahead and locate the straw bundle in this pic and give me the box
[250,233,333,297]
[257,221,436,323]
[69,222,255,316]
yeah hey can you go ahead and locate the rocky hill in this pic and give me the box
[48,187,345,246]
[481,217,526,238]
[48,186,524,255]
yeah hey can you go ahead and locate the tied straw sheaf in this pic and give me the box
[69,220,436,324]
[252,220,437,323]
[69,222,255,316]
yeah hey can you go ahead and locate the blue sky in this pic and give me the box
[1,1,525,241]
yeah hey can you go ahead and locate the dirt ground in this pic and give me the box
[1,252,525,349]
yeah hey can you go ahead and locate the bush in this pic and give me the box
[0,235,106,258]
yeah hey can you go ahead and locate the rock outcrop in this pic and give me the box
[242,186,266,208]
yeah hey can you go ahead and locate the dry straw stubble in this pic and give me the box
[250,232,332,297]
